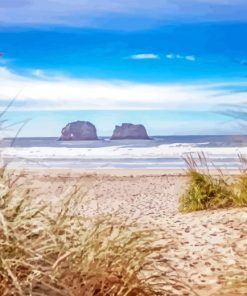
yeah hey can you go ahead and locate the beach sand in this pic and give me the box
[6,168,247,295]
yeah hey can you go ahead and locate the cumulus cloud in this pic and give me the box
[0,0,246,29]
[185,55,196,61]
[165,54,174,60]
[130,54,159,60]
[0,67,247,111]
[130,53,196,61]
[165,53,196,62]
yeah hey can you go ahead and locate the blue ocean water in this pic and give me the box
[2,135,247,148]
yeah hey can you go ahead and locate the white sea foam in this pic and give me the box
[1,145,247,160]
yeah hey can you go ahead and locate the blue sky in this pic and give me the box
[0,0,247,136]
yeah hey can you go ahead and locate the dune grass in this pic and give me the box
[0,174,172,296]
[179,169,233,212]
[233,172,247,207]
[179,153,247,213]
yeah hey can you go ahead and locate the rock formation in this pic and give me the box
[111,123,149,140]
[60,121,98,141]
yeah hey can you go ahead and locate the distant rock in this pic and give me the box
[60,121,98,141]
[111,123,150,140]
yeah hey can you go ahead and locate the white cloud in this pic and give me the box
[0,0,246,29]
[131,53,196,62]
[175,54,183,59]
[0,67,247,111]
[165,54,174,59]
[130,54,159,60]
[185,55,196,61]
[165,53,196,62]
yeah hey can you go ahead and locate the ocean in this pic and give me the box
[1,135,247,170]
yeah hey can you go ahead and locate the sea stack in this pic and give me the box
[111,123,150,140]
[60,121,98,141]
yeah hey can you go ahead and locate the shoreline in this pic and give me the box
[5,167,244,177]
[22,168,187,176]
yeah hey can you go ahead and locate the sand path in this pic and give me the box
[8,170,247,295]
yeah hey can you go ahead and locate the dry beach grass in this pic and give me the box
[0,167,246,296]
[0,169,196,296]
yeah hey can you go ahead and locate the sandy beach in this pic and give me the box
[2,4,247,294]
[6,168,247,296]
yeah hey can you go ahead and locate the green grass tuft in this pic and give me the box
[233,173,247,207]
[179,153,247,213]
[179,169,234,213]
